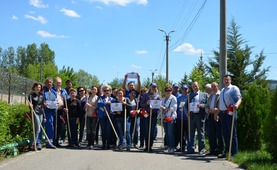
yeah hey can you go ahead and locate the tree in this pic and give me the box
[26,43,38,65]
[108,77,123,88]
[59,66,77,87]
[75,69,99,89]
[16,46,27,76]
[188,55,208,90]
[263,88,277,161]
[237,84,271,150]
[39,43,55,64]
[207,18,269,90]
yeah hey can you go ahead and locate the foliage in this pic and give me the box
[108,77,123,88]
[233,150,277,170]
[0,101,12,146]
[59,66,77,87]
[76,69,99,89]
[0,101,31,147]
[263,88,277,161]
[207,18,269,90]
[237,83,271,150]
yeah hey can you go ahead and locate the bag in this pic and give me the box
[163,117,173,123]
[227,105,234,115]
[140,109,149,118]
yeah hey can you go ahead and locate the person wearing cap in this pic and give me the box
[140,82,161,152]
[218,75,242,158]
[122,73,141,98]
[172,83,181,98]
[161,84,177,154]
[175,84,189,152]
[185,81,208,155]
[205,82,223,156]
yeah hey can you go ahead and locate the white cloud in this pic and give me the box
[29,0,48,8]
[37,30,69,38]
[88,0,148,6]
[25,14,47,24]
[131,64,142,69]
[71,0,77,4]
[173,43,203,55]
[60,8,81,18]
[96,6,103,10]
[136,50,148,55]
[11,15,18,20]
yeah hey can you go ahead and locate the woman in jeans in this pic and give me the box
[28,82,46,150]
[161,84,177,154]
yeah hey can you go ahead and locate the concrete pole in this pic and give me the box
[219,0,227,89]
[166,35,169,83]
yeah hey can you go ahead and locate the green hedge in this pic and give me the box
[0,101,32,147]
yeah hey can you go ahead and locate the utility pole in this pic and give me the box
[158,28,175,83]
[219,0,227,89]
[150,69,157,82]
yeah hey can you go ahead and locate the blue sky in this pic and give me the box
[1,0,276,85]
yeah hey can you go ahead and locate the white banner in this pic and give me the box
[110,103,123,112]
[150,100,161,109]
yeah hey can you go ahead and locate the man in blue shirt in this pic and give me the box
[218,75,242,158]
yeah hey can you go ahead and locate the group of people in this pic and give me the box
[27,73,241,158]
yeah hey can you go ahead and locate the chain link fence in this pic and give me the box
[0,69,36,104]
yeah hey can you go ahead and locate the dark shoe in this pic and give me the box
[46,145,56,149]
[185,151,195,154]
[54,144,62,148]
[217,153,226,158]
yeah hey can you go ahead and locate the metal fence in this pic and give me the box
[0,69,36,104]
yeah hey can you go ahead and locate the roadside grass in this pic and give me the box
[233,150,277,170]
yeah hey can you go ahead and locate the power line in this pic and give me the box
[170,0,207,50]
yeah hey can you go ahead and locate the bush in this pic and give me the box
[237,84,271,150]
[263,88,277,161]
[0,101,12,146]
[0,101,32,147]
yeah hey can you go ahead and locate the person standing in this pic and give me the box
[218,75,242,158]
[28,82,46,150]
[205,82,223,156]
[85,86,99,149]
[97,84,114,150]
[52,77,67,147]
[114,88,132,151]
[77,86,87,143]
[186,82,208,155]
[175,84,189,152]
[140,82,160,152]
[65,88,81,147]
[128,89,140,149]
[122,73,141,98]
[42,77,56,149]
[161,84,177,154]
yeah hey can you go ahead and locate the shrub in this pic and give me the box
[263,88,277,161]
[237,84,271,150]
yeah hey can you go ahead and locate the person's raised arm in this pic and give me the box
[122,74,128,90]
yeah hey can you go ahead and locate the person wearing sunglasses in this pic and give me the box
[161,84,177,154]
[77,86,87,143]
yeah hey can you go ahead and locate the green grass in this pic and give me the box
[233,150,277,170]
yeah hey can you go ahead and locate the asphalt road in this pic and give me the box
[0,126,243,170]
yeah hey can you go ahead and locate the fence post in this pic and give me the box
[8,73,11,104]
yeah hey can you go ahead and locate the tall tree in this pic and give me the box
[15,46,27,76]
[26,43,38,65]
[59,66,77,87]
[39,43,55,64]
[75,69,99,89]
[207,18,269,90]
[108,77,123,88]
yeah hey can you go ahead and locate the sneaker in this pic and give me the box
[168,148,174,154]
[217,153,226,158]
[199,151,206,156]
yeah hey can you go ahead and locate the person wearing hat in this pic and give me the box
[140,82,161,152]
[175,84,189,152]
[172,83,181,98]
